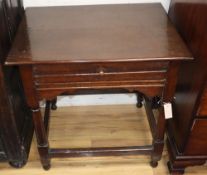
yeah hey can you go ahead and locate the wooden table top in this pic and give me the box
[6,3,192,65]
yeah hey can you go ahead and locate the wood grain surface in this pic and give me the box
[6,4,192,65]
[197,83,207,116]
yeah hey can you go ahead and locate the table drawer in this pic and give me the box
[33,61,169,75]
[33,61,168,83]
[33,61,167,99]
[34,71,167,84]
[197,85,207,116]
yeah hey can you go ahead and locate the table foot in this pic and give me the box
[43,164,51,170]
[167,161,185,175]
[9,160,26,168]
[150,160,158,168]
[41,154,51,171]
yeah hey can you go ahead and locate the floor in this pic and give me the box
[0,105,206,174]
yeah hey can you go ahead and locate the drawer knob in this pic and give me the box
[99,69,105,75]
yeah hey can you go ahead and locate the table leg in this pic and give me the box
[19,66,51,170]
[150,107,166,167]
[31,108,51,170]
[51,97,57,110]
[150,61,180,167]
[136,93,143,108]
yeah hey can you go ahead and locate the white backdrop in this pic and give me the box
[23,0,171,106]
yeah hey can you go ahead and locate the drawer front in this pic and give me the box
[33,61,169,75]
[33,61,168,84]
[34,71,166,84]
[33,61,168,99]
[197,85,207,116]
[185,119,207,155]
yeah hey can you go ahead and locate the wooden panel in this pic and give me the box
[167,0,207,152]
[0,0,33,166]
[197,84,207,116]
[185,119,207,155]
[36,82,164,101]
[0,0,11,63]
[167,0,207,173]
[4,0,23,39]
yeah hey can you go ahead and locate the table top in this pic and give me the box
[6,3,192,65]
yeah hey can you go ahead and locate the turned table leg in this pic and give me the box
[150,61,180,167]
[31,108,51,170]
[19,66,51,170]
[150,107,166,167]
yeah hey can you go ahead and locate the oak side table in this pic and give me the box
[5,4,192,170]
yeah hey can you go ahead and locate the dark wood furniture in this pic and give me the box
[5,4,192,170]
[167,0,207,174]
[0,0,33,167]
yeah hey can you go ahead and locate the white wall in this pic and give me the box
[23,0,171,12]
[23,0,171,106]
